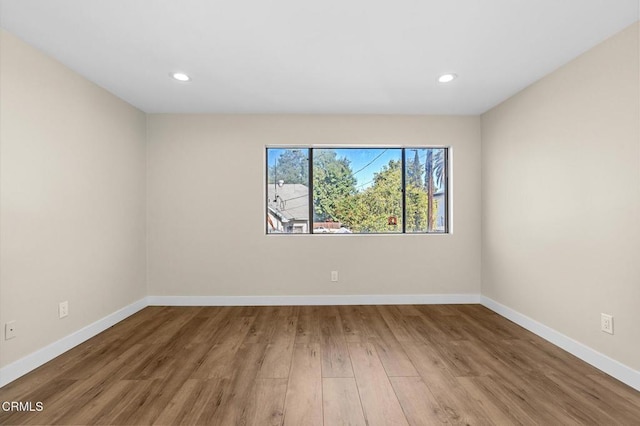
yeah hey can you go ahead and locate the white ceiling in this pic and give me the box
[1,1,638,114]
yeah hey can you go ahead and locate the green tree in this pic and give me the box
[406,149,424,187]
[341,159,403,233]
[268,149,308,185]
[313,150,357,222]
[406,150,427,231]
[405,184,428,232]
[425,149,445,231]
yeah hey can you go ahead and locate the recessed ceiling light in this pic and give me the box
[438,73,457,83]
[171,72,191,82]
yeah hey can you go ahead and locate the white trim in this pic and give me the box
[481,296,640,392]
[147,293,481,306]
[0,297,148,388]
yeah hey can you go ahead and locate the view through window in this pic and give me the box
[266,147,448,234]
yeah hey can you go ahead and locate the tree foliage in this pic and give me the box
[336,160,403,233]
[406,149,427,231]
[405,184,428,232]
[268,149,308,185]
[407,149,424,188]
[312,150,357,221]
[425,149,445,231]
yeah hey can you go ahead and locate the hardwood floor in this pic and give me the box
[1,305,639,425]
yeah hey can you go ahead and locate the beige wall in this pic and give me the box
[147,115,481,297]
[481,23,640,370]
[0,30,147,367]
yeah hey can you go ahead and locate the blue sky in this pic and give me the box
[330,148,400,190]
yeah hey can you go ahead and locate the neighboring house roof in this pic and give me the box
[267,184,309,221]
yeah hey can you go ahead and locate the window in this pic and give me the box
[266,147,448,234]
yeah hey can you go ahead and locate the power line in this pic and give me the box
[355,179,374,189]
[352,149,389,176]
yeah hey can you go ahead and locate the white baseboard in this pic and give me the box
[147,293,481,306]
[0,297,148,388]
[481,296,640,392]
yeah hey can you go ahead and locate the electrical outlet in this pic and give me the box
[331,271,339,282]
[5,321,17,340]
[601,313,613,335]
[59,301,69,319]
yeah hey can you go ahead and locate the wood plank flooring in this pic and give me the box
[1,305,639,425]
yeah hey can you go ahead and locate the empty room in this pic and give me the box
[1,1,639,425]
